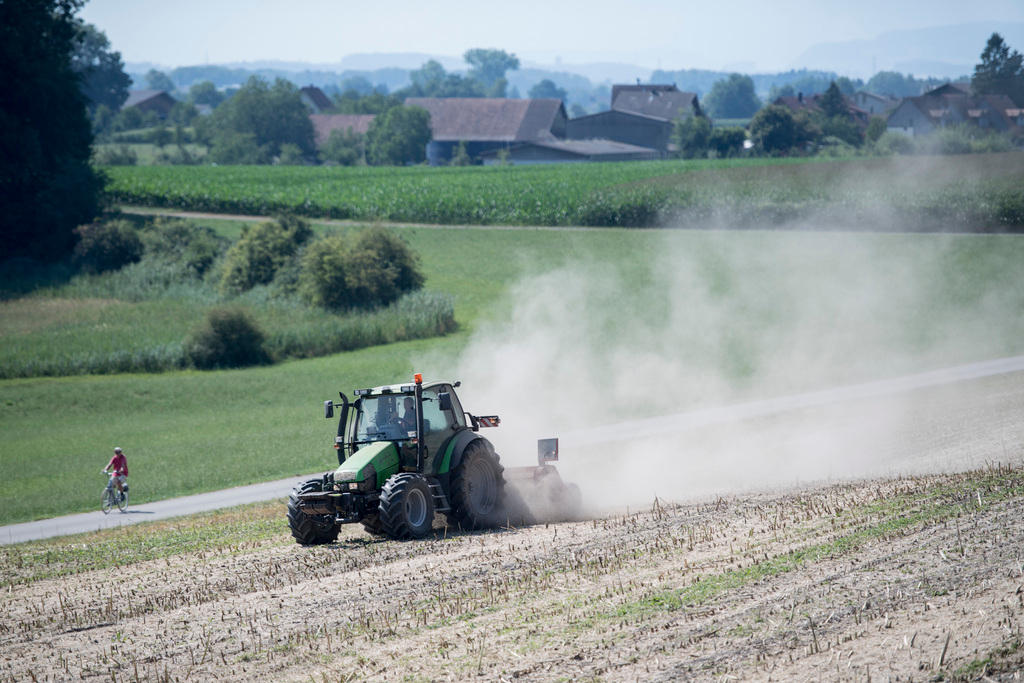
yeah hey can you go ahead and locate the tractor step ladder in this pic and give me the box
[428,480,451,513]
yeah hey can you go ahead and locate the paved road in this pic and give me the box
[0,475,314,546]
[5,354,1023,546]
[560,354,1024,447]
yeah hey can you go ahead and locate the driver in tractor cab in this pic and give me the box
[399,396,417,432]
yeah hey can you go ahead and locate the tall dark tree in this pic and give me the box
[0,0,103,262]
[71,21,130,113]
[972,33,1024,105]
[818,82,847,118]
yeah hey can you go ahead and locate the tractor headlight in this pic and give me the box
[348,482,360,491]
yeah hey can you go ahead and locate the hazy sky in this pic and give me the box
[80,0,1024,72]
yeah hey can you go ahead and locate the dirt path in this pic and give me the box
[119,207,601,232]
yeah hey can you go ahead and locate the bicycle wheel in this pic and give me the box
[101,487,114,514]
[116,488,128,512]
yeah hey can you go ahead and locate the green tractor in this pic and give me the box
[288,373,574,543]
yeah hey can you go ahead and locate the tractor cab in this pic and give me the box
[328,375,473,473]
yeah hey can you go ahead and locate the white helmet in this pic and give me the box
[114,447,123,453]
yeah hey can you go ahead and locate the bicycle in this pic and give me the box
[101,472,128,514]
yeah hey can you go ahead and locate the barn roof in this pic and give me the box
[309,114,376,146]
[300,86,333,111]
[611,87,698,121]
[404,98,565,142]
[123,90,174,108]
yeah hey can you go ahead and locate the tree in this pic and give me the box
[709,127,746,157]
[818,82,847,119]
[365,105,431,165]
[0,0,104,262]
[865,71,921,97]
[672,115,711,158]
[528,79,567,101]
[145,69,175,92]
[334,90,402,114]
[834,76,861,96]
[321,128,364,166]
[338,75,374,96]
[70,21,129,113]
[464,48,520,97]
[865,116,887,143]
[188,81,225,108]
[703,74,761,119]
[749,104,818,155]
[206,76,316,161]
[402,60,484,98]
[972,33,1024,105]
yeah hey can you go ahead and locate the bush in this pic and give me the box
[673,116,711,159]
[208,130,270,165]
[218,215,312,294]
[873,131,915,155]
[93,145,138,166]
[184,307,270,369]
[298,228,425,310]
[277,143,305,165]
[298,233,350,309]
[709,127,746,158]
[343,228,425,308]
[141,219,226,277]
[72,219,144,274]
[321,128,364,166]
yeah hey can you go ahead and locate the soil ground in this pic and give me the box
[3,375,1024,681]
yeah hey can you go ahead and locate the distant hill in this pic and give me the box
[793,22,1024,78]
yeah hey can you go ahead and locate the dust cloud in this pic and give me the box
[427,220,1024,514]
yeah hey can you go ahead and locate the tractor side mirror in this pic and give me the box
[537,438,559,465]
[438,392,453,412]
[324,400,334,419]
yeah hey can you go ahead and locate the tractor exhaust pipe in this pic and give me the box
[414,373,425,471]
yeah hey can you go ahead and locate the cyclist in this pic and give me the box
[102,446,129,496]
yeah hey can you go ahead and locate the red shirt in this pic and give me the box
[106,453,128,476]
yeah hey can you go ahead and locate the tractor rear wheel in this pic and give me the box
[361,514,385,536]
[448,439,505,530]
[378,474,434,540]
[287,478,340,545]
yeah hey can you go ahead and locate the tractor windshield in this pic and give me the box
[353,394,415,443]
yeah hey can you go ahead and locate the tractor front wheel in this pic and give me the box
[378,474,435,540]
[287,478,340,545]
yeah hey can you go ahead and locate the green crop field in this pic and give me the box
[3,220,1024,525]
[104,153,1024,228]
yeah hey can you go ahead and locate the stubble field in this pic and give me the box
[3,371,1023,682]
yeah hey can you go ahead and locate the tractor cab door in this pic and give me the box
[420,383,465,470]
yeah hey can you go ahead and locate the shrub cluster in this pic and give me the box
[141,218,226,278]
[299,228,425,310]
[72,220,144,274]
[218,215,313,294]
[184,307,270,369]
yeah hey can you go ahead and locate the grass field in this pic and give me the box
[3,219,1024,524]
[102,153,1024,228]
